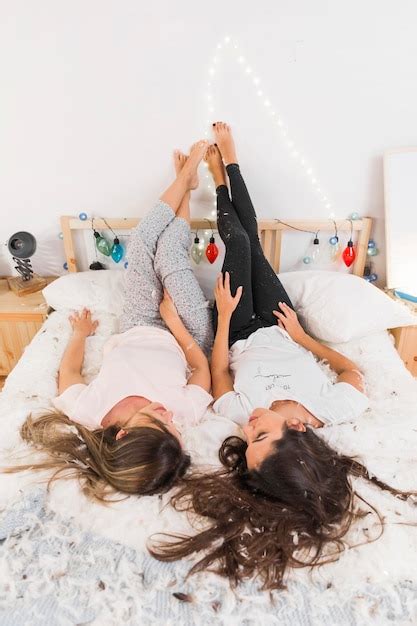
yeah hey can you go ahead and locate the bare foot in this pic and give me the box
[204,144,227,188]
[178,140,209,190]
[212,122,238,166]
[173,150,188,176]
[173,150,191,223]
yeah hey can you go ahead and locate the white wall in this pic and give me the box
[1,0,417,284]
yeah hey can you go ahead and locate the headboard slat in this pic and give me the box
[273,230,282,273]
[263,230,273,263]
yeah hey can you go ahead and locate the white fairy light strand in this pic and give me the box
[204,36,334,220]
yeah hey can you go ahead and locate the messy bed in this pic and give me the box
[1,268,417,626]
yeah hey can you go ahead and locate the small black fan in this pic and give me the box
[7,231,46,295]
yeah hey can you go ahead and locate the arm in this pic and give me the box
[58,308,99,394]
[160,291,211,392]
[211,273,243,400]
[211,315,234,400]
[273,302,365,393]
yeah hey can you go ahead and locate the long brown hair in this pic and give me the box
[4,410,190,501]
[150,429,415,589]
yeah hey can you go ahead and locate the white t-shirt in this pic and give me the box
[52,326,212,431]
[213,326,369,427]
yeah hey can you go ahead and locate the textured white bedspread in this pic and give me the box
[1,310,417,624]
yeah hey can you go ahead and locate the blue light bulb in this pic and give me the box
[303,256,312,264]
[79,212,88,221]
[368,240,376,249]
[111,238,124,263]
[329,236,339,245]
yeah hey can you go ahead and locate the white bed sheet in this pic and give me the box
[1,310,417,606]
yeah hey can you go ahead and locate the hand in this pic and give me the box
[273,302,306,344]
[214,272,243,319]
[69,308,99,337]
[159,289,181,327]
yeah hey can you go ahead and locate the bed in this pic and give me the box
[1,216,417,626]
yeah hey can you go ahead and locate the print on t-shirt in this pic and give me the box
[254,366,292,392]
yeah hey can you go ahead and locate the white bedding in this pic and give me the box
[1,310,417,622]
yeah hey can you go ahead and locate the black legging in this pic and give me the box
[213,163,294,346]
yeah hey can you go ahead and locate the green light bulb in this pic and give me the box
[94,230,111,256]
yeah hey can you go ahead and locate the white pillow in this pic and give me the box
[278,270,417,343]
[43,271,126,316]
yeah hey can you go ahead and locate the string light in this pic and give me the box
[101,217,125,263]
[329,220,341,260]
[92,217,111,257]
[342,220,356,267]
[191,232,205,264]
[204,219,219,264]
[203,35,335,235]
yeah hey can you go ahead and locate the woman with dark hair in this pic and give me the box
[150,124,415,589]
[208,122,368,453]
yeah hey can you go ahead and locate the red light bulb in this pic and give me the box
[342,240,356,267]
[206,236,219,264]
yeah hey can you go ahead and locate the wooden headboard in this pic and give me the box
[60,216,372,277]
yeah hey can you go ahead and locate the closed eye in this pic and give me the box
[254,432,267,443]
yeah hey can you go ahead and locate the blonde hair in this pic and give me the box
[4,410,190,501]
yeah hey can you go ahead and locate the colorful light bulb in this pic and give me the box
[311,237,320,261]
[191,236,204,264]
[206,236,219,264]
[93,230,111,256]
[303,236,321,265]
[329,235,340,261]
[342,240,356,267]
[111,237,124,263]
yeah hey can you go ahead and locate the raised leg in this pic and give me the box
[119,201,173,333]
[159,140,208,218]
[226,163,293,323]
[214,185,257,343]
[153,150,213,354]
[119,141,208,334]
[213,123,294,324]
[172,149,192,223]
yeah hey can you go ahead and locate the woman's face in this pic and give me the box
[110,397,181,442]
[242,407,306,469]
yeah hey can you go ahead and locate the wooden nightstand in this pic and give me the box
[0,277,56,379]
[386,290,417,377]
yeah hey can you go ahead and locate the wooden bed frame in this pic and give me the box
[60,216,373,277]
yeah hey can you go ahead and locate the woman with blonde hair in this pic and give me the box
[7,140,213,500]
